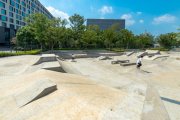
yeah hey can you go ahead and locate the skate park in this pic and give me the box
[0,50,179,120]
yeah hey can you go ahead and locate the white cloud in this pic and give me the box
[121,14,135,26]
[99,6,113,15]
[46,6,69,20]
[139,19,144,23]
[137,12,142,15]
[153,14,176,24]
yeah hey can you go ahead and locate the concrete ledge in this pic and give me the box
[111,60,130,64]
[14,79,57,107]
[120,62,136,66]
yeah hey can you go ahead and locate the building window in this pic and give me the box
[0,15,7,21]
[2,22,7,27]
[9,6,14,11]
[9,12,13,17]
[10,24,15,29]
[10,0,15,6]
[0,1,5,8]
[9,18,14,23]
[1,9,6,15]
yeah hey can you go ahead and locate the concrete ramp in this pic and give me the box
[14,79,57,107]
[97,56,112,60]
[126,51,135,56]
[146,50,160,56]
[33,54,57,65]
[137,52,148,58]
[111,60,130,64]
[57,59,82,74]
[144,55,169,60]
[142,85,170,120]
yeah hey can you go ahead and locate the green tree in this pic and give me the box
[115,29,134,49]
[176,28,180,47]
[136,33,154,49]
[69,14,85,48]
[16,26,36,50]
[26,13,51,50]
[157,33,177,48]
[46,18,67,50]
[81,26,98,48]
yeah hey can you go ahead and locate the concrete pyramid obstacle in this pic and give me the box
[14,79,57,107]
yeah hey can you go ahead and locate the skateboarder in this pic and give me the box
[136,56,143,69]
[71,54,75,62]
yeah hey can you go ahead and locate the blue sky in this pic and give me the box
[39,0,180,35]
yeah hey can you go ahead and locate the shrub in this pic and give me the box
[0,49,41,58]
[108,48,125,52]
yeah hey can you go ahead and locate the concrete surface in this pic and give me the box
[14,79,57,107]
[0,50,179,120]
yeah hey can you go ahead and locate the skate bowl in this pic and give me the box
[14,79,57,107]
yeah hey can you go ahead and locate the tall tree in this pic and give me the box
[26,13,51,50]
[69,14,85,48]
[136,33,154,49]
[157,33,177,48]
[16,26,36,50]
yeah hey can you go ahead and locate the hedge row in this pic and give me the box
[0,50,41,57]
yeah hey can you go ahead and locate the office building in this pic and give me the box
[87,19,125,30]
[0,0,53,45]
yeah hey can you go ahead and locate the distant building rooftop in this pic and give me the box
[87,19,125,30]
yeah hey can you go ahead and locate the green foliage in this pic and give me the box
[157,33,177,48]
[16,26,36,50]
[148,47,169,51]
[15,13,179,51]
[135,33,154,49]
[0,50,41,57]
[109,48,125,52]
[26,13,51,49]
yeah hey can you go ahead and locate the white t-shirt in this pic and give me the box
[136,58,142,64]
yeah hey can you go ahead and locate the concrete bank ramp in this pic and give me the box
[57,59,82,74]
[97,56,112,60]
[137,52,148,58]
[14,79,57,107]
[142,85,170,120]
[145,50,160,56]
[126,51,135,56]
[34,54,57,65]
[144,55,169,60]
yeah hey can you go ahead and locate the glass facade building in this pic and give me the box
[0,0,53,45]
[87,19,125,30]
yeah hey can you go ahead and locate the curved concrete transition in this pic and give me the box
[14,79,57,107]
